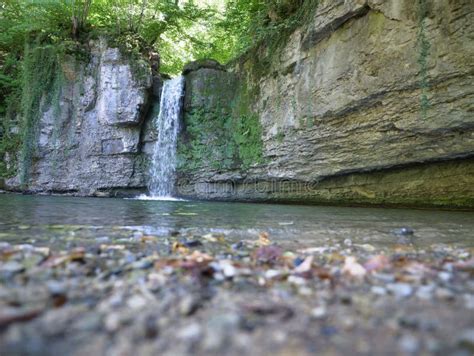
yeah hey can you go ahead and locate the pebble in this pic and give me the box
[104,313,121,332]
[177,323,202,342]
[438,271,452,282]
[179,295,200,316]
[46,281,67,297]
[311,306,327,319]
[287,276,307,286]
[0,261,25,274]
[181,239,202,248]
[127,295,147,310]
[265,269,281,279]
[231,241,244,250]
[387,283,413,298]
[131,259,153,270]
[343,239,352,247]
[416,284,435,300]
[373,273,396,283]
[143,315,159,339]
[221,262,237,278]
[458,328,474,351]
[398,334,420,354]
[435,287,455,301]
[371,286,387,296]
[463,294,474,309]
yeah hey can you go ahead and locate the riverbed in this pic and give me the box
[0,194,473,354]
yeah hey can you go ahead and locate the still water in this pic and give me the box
[0,194,472,248]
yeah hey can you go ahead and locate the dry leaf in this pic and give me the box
[172,242,190,255]
[259,232,271,246]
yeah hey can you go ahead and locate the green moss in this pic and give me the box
[234,0,320,79]
[177,107,263,173]
[275,131,285,143]
[19,40,66,186]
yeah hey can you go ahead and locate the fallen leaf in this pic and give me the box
[172,242,190,255]
[140,235,158,243]
[258,232,271,246]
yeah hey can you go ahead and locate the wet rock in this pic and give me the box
[393,227,415,236]
[179,295,200,316]
[387,283,413,298]
[180,238,202,248]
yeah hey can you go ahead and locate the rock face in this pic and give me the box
[5,0,474,208]
[6,40,158,196]
[178,0,474,208]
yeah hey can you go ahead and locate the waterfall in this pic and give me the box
[148,76,185,198]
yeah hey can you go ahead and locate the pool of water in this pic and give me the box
[0,193,472,248]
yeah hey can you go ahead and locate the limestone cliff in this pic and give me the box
[5,39,159,196]
[177,0,474,208]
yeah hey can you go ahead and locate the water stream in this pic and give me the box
[148,76,185,198]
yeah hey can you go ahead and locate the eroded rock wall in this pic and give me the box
[179,0,474,208]
[6,40,159,196]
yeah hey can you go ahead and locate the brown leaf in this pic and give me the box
[258,232,271,246]
[172,242,190,255]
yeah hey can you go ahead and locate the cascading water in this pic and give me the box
[147,76,185,199]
